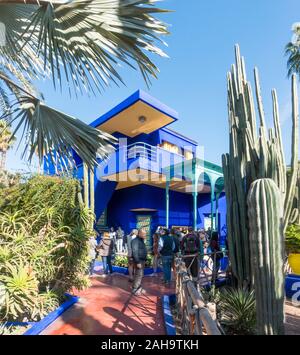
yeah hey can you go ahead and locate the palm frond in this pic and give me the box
[0,72,115,168]
[1,0,169,94]
[10,95,116,168]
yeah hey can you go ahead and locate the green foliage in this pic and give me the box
[286,224,300,253]
[145,254,153,268]
[113,255,128,268]
[113,254,153,268]
[216,287,256,335]
[0,175,92,322]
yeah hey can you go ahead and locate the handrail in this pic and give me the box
[175,258,221,335]
[121,141,186,161]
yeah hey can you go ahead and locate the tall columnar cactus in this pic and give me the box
[247,179,285,335]
[222,45,299,286]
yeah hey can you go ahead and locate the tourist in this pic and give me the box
[210,231,223,283]
[123,232,128,253]
[151,233,160,275]
[131,228,148,295]
[180,227,200,281]
[97,232,115,275]
[116,226,124,253]
[127,229,138,282]
[96,230,102,245]
[109,227,116,242]
[88,233,97,276]
[177,227,185,242]
[159,228,175,285]
[170,228,180,279]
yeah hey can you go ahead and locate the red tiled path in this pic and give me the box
[41,274,175,335]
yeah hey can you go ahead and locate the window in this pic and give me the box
[159,141,180,155]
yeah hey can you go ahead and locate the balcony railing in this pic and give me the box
[125,142,187,163]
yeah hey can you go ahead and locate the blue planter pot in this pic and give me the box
[95,260,161,275]
[112,265,161,275]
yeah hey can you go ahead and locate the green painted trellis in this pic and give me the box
[163,158,224,232]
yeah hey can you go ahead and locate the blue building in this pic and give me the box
[45,90,226,244]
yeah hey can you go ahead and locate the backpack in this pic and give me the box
[183,233,198,254]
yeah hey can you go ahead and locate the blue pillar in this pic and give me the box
[166,180,170,228]
[210,179,216,234]
[193,191,198,230]
[215,192,220,231]
[192,158,198,230]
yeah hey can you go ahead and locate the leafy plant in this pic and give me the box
[145,254,153,268]
[113,256,128,268]
[0,175,93,322]
[0,264,39,321]
[216,287,256,335]
[113,254,153,268]
[286,224,300,253]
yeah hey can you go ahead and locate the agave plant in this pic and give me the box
[0,0,169,168]
[0,263,39,321]
[216,287,256,335]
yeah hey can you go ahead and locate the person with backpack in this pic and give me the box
[151,233,160,275]
[210,231,223,284]
[158,228,175,285]
[97,232,115,275]
[170,228,180,279]
[180,227,200,280]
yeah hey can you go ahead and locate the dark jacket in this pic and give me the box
[173,235,180,254]
[160,234,174,256]
[97,238,114,257]
[131,237,147,264]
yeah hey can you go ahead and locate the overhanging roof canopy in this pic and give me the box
[90,90,178,138]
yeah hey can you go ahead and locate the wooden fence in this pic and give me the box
[175,258,221,335]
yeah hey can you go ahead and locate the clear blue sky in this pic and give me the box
[7,0,300,172]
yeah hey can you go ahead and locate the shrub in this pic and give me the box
[112,254,153,268]
[0,175,93,322]
[286,224,300,254]
[216,287,256,335]
[113,255,128,268]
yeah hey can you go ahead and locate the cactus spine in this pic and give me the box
[247,179,285,335]
[222,45,299,286]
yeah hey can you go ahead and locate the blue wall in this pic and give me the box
[106,184,227,241]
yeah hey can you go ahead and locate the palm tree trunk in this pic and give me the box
[0,151,6,171]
